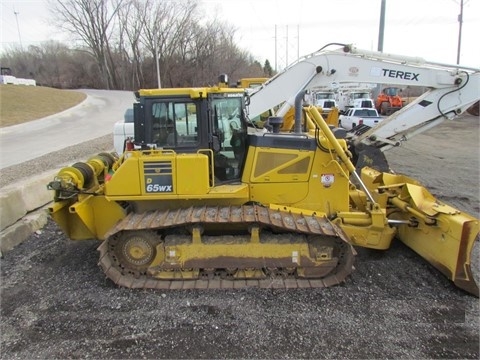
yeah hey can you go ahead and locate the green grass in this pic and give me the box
[0,85,87,127]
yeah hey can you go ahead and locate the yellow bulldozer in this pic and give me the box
[47,45,479,295]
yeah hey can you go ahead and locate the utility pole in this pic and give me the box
[274,25,277,72]
[373,0,387,101]
[377,0,386,52]
[297,24,300,61]
[285,25,288,69]
[456,0,464,64]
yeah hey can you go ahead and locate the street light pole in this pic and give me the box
[154,38,161,88]
[14,7,23,49]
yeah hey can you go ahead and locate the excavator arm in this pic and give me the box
[248,43,479,152]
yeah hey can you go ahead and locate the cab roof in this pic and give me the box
[137,86,245,99]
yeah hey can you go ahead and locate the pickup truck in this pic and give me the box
[338,108,383,131]
[113,108,134,154]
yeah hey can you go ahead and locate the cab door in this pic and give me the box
[209,95,247,182]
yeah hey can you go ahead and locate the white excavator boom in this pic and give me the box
[248,44,479,151]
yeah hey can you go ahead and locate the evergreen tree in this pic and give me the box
[263,59,274,77]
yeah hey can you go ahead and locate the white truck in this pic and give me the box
[336,90,375,113]
[113,108,134,154]
[333,82,377,113]
[338,107,382,130]
[313,91,336,112]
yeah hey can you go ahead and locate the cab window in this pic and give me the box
[151,101,199,147]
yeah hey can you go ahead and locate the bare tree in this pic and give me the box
[2,0,272,90]
[27,42,69,87]
[115,0,148,89]
[138,0,199,88]
[184,20,255,85]
[0,42,101,88]
[48,0,126,89]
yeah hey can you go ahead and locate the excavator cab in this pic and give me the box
[132,87,248,182]
[382,87,400,97]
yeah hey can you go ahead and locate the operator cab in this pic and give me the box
[132,87,248,183]
[382,87,401,96]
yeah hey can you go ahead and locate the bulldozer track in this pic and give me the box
[98,205,356,290]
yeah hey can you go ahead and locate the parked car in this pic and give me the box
[339,107,383,131]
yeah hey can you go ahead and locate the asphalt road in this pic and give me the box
[0,89,133,169]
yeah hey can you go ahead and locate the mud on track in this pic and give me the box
[1,115,479,359]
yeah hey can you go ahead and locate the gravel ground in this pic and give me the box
[1,115,479,359]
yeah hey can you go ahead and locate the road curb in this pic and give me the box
[0,170,57,231]
[0,170,57,256]
[0,208,50,256]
